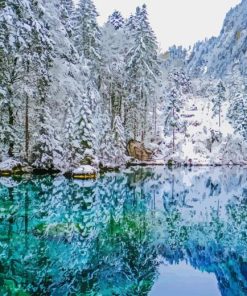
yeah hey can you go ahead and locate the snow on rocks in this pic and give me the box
[0,159,23,176]
[129,159,166,166]
[72,165,98,179]
[0,159,21,170]
[0,159,33,176]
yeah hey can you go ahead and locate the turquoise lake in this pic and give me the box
[0,166,246,295]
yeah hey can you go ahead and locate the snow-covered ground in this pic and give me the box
[160,95,247,165]
[71,165,98,179]
[0,159,21,171]
[73,165,98,175]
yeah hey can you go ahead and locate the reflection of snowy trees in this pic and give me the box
[0,167,247,294]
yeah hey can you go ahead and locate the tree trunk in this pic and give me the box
[219,105,221,129]
[25,95,29,162]
[134,119,137,141]
[153,99,157,142]
[173,128,175,153]
[110,82,114,128]
[8,102,14,158]
[142,90,147,143]
[173,107,175,153]
[171,174,175,200]
[7,57,18,158]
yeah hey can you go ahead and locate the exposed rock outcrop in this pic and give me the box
[127,140,153,161]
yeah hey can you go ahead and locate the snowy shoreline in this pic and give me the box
[1,158,247,179]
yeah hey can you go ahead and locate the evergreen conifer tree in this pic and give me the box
[164,87,183,153]
[108,10,125,30]
[60,0,74,37]
[228,85,247,140]
[73,0,101,63]
[212,80,226,129]
[126,5,160,143]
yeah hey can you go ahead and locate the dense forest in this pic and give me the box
[1,0,247,172]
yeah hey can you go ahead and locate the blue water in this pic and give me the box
[0,166,246,295]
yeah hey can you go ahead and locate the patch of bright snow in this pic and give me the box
[73,165,97,175]
[0,159,22,171]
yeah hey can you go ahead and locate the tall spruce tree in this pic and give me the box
[63,97,77,167]
[126,5,160,143]
[73,0,101,64]
[74,91,97,163]
[108,10,125,30]
[112,115,126,165]
[125,13,137,31]
[228,84,247,140]
[60,0,74,37]
[0,0,29,158]
[212,80,226,129]
[61,0,74,15]
[100,19,127,125]
[164,87,183,153]
[0,0,55,163]
[28,0,63,169]
[40,0,100,169]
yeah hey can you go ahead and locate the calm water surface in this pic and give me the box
[0,166,246,295]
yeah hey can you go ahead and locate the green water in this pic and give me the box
[0,166,246,296]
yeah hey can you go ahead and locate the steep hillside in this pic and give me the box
[187,0,247,78]
[156,93,247,165]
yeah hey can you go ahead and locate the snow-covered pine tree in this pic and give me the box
[74,92,97,164]
[63,97,77,168]
[164,46,187,70]
[73,0,101,67]
[112,115,126,165]
[125,4,160,143]
[171,71,192,94]
[61,0,74,15]
[227,64,243,99]
[23,0,55,163]
[228,85,247,140]
[63,93,98,169]
[124,13,137,51]
[98,17,130,166]
[97,106,127,168]
[0,0,55,163]
[108,10,125,30]
[100,19,127,125]
[0,25,6,160]
[28,0,66,169]
[125,13,137,31]
[41,0,100,169]
[60,0,74,38]
[98,111,116,167]
[0,0,30,158]
[32,102,62,170]
[212,80,226,129]
[164,87,183,153]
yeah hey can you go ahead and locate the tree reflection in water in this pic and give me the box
[0,166,246,295]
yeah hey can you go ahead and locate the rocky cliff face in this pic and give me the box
[187,0,247,78]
